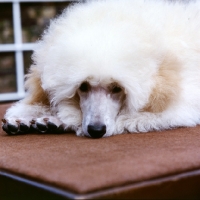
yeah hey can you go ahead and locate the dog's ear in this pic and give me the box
[24,66,50,105]
[142,55,181,113]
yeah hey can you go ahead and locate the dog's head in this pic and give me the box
[77,80,126,138]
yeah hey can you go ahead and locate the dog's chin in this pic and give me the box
[86,130,115,139]
[83,132,110,139]
[81,130,106,138]
[80,129,113,138]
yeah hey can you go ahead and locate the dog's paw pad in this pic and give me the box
[2,119,17,135]
[43,118,58,131]
[19,123,29,132]
[7,123,18,132]
[47,122,58,130]
[2,119,14,135]
[57,125,65,133]
[36,122,48,133]
[30,119,47,133]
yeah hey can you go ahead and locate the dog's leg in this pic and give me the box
[116,112,167,134]
[1,65,66,135]
[2,101,64,135]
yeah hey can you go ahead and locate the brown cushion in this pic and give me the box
[1,103,200,199]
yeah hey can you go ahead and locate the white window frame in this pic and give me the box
[0,0,83,102]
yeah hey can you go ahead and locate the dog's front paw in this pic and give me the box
[2,118,30,135]
[123,113,162,133]
[30,117,65,134]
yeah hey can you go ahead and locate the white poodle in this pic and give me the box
[2,0,200,138]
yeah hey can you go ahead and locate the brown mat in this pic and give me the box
[1,103,200,198]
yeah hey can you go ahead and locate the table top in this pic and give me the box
[1,103,200,199]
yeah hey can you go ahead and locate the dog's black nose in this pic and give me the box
[87,124,106,138]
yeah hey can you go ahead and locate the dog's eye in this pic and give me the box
[111,86,122,93]
[79,82,90,92]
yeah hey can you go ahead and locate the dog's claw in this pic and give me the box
[2,119,7,123]
[43,118,49,122]
[30,119,36,124]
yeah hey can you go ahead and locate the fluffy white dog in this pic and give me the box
[2,0,200,138]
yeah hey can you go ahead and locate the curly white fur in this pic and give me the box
[3,0,200,137]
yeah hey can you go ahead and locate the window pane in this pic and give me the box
[23,51,33,74]
[0,3,14,44]
[0,52,16,93]
[21,2,72,43]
